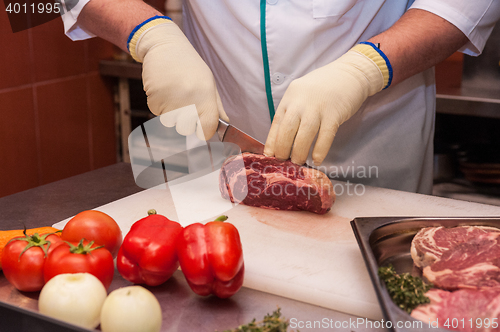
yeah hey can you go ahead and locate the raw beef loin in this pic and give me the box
[219,153,335,214]
[411,226,500,290]
[411,288,500,332]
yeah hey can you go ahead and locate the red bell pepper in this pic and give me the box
[176,216,244,298]
[117,210,183,286]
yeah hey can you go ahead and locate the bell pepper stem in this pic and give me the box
[214,215,228,222]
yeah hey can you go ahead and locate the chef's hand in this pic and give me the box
[128,17,229,140]
[264,43,392,165]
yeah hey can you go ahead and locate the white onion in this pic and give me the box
[38,273,107,329]
[100,286,162,332]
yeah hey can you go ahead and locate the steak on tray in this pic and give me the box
[411,226,500,290]
[411,288,500,332]
[219,153,335,214]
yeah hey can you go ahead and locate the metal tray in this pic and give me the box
[350,216,500,332]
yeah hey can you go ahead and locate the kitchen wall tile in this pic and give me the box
[0,7,33,90]
[435,52,464,93]
[0,88,39,197]
[87,73,117,168]
[146,0,167,13]
[86,38,117,72]
[36,77,91,184]
[31,19,86,82]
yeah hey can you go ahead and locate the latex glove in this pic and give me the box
[128,17,229,140]
[264,43,392,165]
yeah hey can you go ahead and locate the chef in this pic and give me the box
[61,0,499,194]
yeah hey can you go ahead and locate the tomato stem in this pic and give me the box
[9,232,56,260]
[67,239,104,255]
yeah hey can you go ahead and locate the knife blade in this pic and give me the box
[217,119,265,154]
[216,120,326,174]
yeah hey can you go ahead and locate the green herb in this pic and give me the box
[221,307,296,332]
[378,264,433,314]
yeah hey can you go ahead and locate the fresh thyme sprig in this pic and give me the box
[378,265,433,314]
[222,307,295,332]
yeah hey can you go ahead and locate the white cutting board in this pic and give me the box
[53,173,500,320]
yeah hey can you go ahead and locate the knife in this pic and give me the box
[215,119,324,173]
[216,119,265,154]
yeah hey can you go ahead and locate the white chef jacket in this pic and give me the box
[61,0,500,194]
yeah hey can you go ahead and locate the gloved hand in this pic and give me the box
[128,16,229,140]
[264,42,392,165]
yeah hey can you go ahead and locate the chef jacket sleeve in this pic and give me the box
[410,0,500,56]
[60,0,95,40]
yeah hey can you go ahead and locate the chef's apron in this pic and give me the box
[61,0,500,194]
[182,0,435,193]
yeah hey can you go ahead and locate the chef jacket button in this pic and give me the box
[272,72,285,85]
[267,0,278,4]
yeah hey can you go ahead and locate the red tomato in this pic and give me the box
[61,210,122,257]
[1,232,63,292]
[44,240,115,289]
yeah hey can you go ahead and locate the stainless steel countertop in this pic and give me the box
[0,163,384,332]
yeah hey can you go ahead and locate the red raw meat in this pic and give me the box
[411,226,500,290]
[411,288,500,332]
[219,153,335,214]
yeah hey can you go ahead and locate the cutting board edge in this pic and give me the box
[243,272,383,321]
